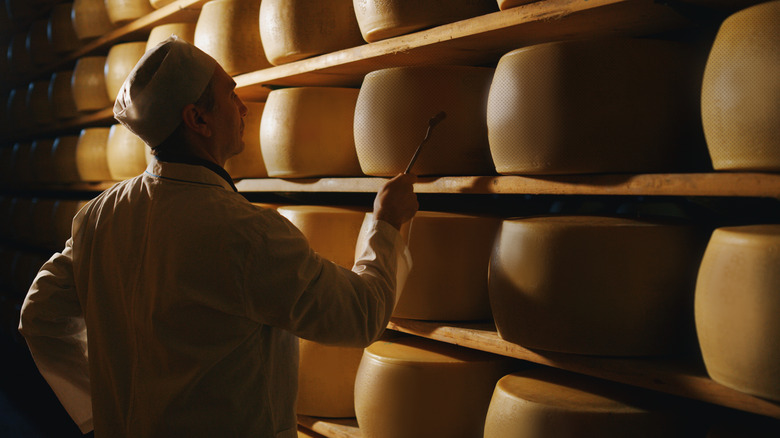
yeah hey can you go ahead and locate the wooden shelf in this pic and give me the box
[234,0,692,100]
[297,416,361,438]
[235,173,780,199]
[387,318,780,420]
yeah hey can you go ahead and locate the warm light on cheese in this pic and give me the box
[72,56,111,112]
[352,0,498,42]
[52,135,81,183]
[386,210,501,321]
[354,65,495,176]
[489,216,705,356]
[277,205,369,417]
[107,124,148,180]
[72,0,116,41]
[695,226,780,402]
[224,101,267,179]
[48,2,81,54]
[701,2,780,171]
[150,0,176,8]
[105,42,147,102]
[261,87,363,178]
[146,22,197,51]
[259,0,364,65]
[487,38,704,174]
[496,0,534,10]
[355,336,514,438]
[76,128,112,182]
[484,368,688,437]
[50,70,79,120]
[194,0,272,75]
[105,0,154,25]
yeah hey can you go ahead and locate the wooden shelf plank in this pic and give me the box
[234,173,780,198]
[387,318,780,419]
[297,416,361,438]
[235,0,690,100]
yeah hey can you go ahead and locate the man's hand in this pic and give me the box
[373,173,419,230]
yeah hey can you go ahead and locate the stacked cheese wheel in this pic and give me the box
[76,128,113,182]
[489,216,705,356]
[484,368,691,437]
[355,335,514,438]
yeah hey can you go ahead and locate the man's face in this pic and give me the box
[209,66,248,160]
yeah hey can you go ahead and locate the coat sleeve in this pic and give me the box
[18,238,93,433]
[242,211,411,348]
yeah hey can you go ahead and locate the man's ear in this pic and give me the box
[181,103,212,137]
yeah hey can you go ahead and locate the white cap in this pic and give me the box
[113,35,218,147]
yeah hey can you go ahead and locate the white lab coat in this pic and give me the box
[18,160,411,437]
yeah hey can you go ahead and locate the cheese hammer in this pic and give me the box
[404,111,446,174]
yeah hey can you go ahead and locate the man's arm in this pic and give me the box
[18,239,93,433]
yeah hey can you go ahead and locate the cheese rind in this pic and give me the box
[72,0,116,40]
[107,124,148,180]
[261,87,362,178]
[489,216,704,356]
[352,0,498,42]
[105,42,147,101]
[146,22,197,51]
[354,65,495,176]
[355,336,514,438]
[104,0,154,25]
[484,368,687,438]
[76,128,112,182]
[194,0,272,75]
[50,71,79,120]
[695,226,780,401]
[48,3,81,54]
[224,102,267,179]
[388,211,500,321]
[72,56,111,112]
[487,38,703,174]
[52,136,81,183]
[27,80,54,126]
[701,1,780,171]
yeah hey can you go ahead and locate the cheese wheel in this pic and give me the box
[52,199,89,248]
[701,2,780,171]
[50,70,79,120]
[487,38,704,174]
[48,3,81,54]
[194,0,272,75]
[11,142,35,184]
[8,32,32,78]
[51,135,81,183]
[355,336,514,438]
[489,216,704,356]
[105,0,154,25]
[352,0,498,42]
[105,42,146,101]
[383,210,500,321]
[7,85,32,133]
[496,0,535,10]
[146,22,197,51]
[224,101,267,179]
[76,128,112,182]
[277,205,368,269]
[27,80,54,126]
[31,198,58,248]
[354,65,495,176]
[27,19,55,67]
[5,0,34,22]
[72,56,111,112]
[484,368,688,438]
[72,0,116,41]
[10,197,36,243]
[107,124,148,180]
[259,0,364,65]
[31,138,56,183]
[150,0,176,8]
[261,87,362,178]
[695,226,780,401]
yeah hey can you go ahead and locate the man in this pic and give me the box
[19,36,418,437]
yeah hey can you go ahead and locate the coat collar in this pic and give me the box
[145,157,237,192]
